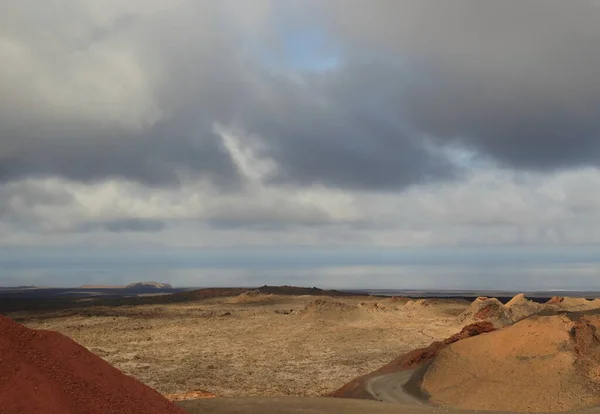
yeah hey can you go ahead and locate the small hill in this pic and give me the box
[457,294,546,328]
[254,285,362,297]
[358,301,395,313]
[455,296,513,328]
[402,298,455,312]
[297,298,362,321]
[421,313,600,412]
[505,293,543,322]
[229,289,277,304]
[0,316,185,414]
[331,321,495,400]
[126,282,173,290]
[402,299,431,311]
[546,296,600,311]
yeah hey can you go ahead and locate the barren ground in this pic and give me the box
[7,294,468,398]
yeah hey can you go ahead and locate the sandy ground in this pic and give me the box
[7,294,468,398]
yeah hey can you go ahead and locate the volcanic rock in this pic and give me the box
[505,293,543,323]
[455,296,513,328]
[546,296,600,311]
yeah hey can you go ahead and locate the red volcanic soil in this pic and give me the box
[331,321,495,399]
[0,316,187,414]
[547,296,565,305]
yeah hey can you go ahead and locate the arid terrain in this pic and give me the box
[7,287,600,413]
[6,290,469,399]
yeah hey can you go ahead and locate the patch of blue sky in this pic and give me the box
[274,26,340,71]
[253,20,341,72]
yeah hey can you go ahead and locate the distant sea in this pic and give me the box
[350,289,600,300]
[2,260,600,292]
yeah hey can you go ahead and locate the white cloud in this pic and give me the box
[0,3,161,131]
[2,0,600,264]
[2,165,600,248]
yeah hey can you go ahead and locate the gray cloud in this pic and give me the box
[0,181,73,229]
[78,218,165,233]
[318,0,600,171]
[238,67,456,190]
[0,1,457,192]
[3,0,600,196]
[0,126,239,188]
[0,1,243,189]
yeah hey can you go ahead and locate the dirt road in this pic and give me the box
[365,371,424,405]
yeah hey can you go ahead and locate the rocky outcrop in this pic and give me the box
[505,293,543,323]
[456,296,513,328]
[457,294,550,328]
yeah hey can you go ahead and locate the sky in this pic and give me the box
[2,1,600,288]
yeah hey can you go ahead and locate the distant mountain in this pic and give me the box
[125,282,173,290]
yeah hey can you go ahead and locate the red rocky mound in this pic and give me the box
[0,316,187,414]
[331,321,495,399]
[421,314,600,412]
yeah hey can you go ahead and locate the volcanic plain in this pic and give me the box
[4,289,468,400]
[6,287,600,413]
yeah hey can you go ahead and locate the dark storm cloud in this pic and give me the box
[0,1,243,189]
[4,0,600,193]
[406,67,600,170]
[238,66,455,190]
[0,1,457,192]
[318,0,600,171]
[0,125,239,188]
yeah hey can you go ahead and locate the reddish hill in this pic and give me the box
[331,321,495,399]
[422,314,600,411]
[0,316,187,414]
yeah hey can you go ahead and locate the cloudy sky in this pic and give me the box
[2,1,600,288]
